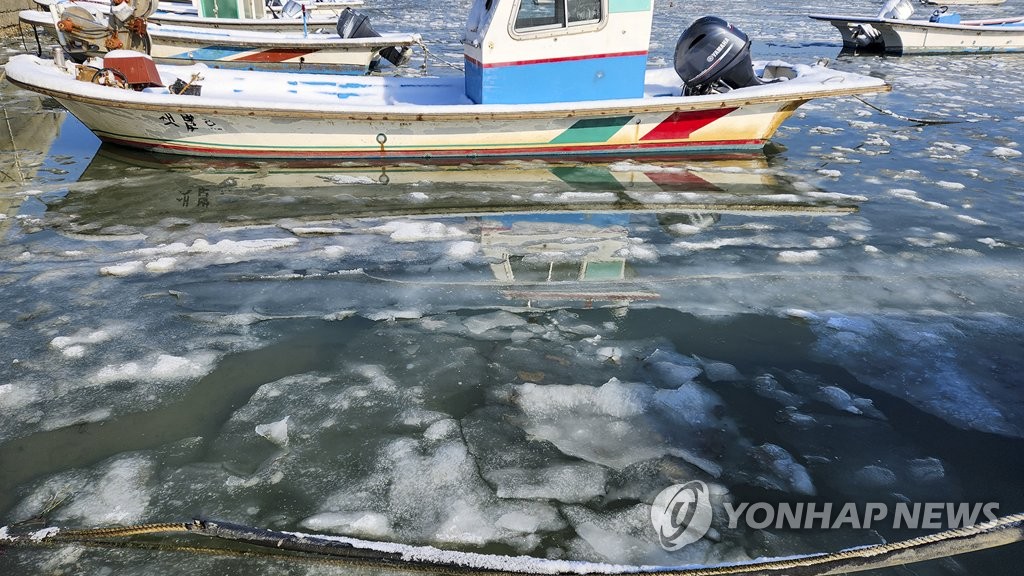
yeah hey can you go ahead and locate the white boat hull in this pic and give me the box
[31,0,352,31]
[144,11,340,33]
[4,55,890,160]
[19,9,419,73]
[924,0,1005,5]
[809,14,1024,54]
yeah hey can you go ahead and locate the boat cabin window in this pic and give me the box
[513,0,602,33]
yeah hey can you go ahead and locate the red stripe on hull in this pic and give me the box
[644,171,722,192]
[640,108,737,141]
[99,136,766,159]
[232,48,317,63]
[464,51,648,69]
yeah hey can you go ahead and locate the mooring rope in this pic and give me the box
[853,94,961,125]
[3,513,1023,575]
[415,40,465,73]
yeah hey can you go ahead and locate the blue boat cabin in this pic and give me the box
[463,0,655,104]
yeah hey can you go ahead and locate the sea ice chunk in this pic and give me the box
[816,385,862,414]
[751,373,804,407]
[853,464,897,488]
[255,416,290,447]
[694,356,744,382]
[748,443,816,496]
[300,511,392,538]
[486,463,608,503]
[14,454,155,526]
[908,457,945,483]
[463,310,527,335]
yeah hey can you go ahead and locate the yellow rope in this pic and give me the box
[4,513,1023,576]
[54,522,190,540]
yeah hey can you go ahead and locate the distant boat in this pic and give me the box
[19,4,419,73]
[810,0,1024,54]
[7,0,889,160]
[32,0,360,31]
[924,0,1006,5]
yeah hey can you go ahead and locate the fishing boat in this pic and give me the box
[6,0,889,160]
[809,0,1024,54]
[925,0,1005,5]
[19,3,418,73]
[31,0,357,32]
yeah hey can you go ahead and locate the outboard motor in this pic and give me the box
[336,8,411,68]
[877,0,914,20]
[280,0,304,18]
[929,6,962,24]
[674,16,762,96]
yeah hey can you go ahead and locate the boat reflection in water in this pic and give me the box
[55,145,861,307]
[0,95,65,236]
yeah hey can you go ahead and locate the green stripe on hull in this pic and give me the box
[609,0,652,13]
[550,167,626,191]
[548,116,634,145]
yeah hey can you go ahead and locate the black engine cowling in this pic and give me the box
[674,16,762,96]
[336,8,411,68]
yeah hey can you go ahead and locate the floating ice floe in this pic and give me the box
[808,313,1023,438]
[751,373,804,407]
[908,457,946,483]
[853,464,897,489]
[300,511,393,538]
[777,250,822,264]
[50,327,115,357]
[991,147,1021,159]
[90,352,217,386]
[255,416,290,447]
[463,310,527,335]
[956,214,986,226]
[693,356,743,383]
[370,221,469,242]
[748,443,816,496]
[99,260,144,276]
[13,454,156,526]
[486,463,608,503]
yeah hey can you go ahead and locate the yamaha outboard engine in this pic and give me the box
[336,8,411,68]
[674,16,762,96]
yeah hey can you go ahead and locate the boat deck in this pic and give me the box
[140,65,695,107]
[6,53,889,117]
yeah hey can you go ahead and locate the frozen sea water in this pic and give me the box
[2,0,1024,574]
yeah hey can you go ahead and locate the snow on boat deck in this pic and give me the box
[4,54,883,112]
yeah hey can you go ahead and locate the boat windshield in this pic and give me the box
[513,0,602,32]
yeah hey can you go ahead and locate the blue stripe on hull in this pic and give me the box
[168,45,250,60]
[465,54,647,104]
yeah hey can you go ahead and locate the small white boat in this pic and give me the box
[32,0,358,31]
[19,4,419,73]
[924,0,1005,5]
[6,0,889,160]
[810,0,1024,55]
